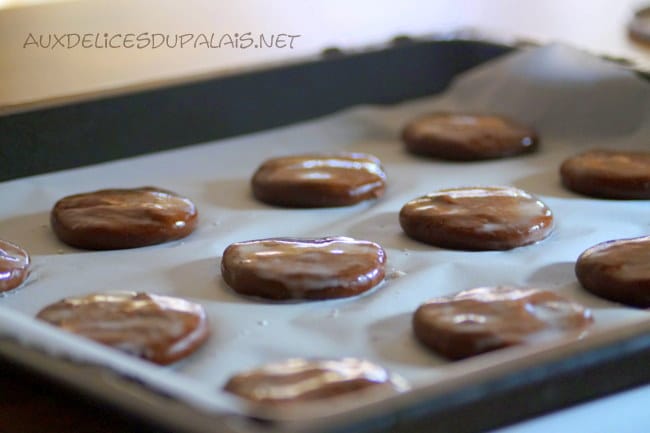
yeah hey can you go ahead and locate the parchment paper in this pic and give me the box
[1,44,649,421]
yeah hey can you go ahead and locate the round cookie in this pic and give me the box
[251,153,386,207]
[401,113,538,160]
[560,149,650,199]
[575,236,650,307]
[36,292,210,365]
[399,186,554,251]
[413,286,593,359]
[0,239,30,292]
[221,237,386,300]
[224,358,408,404]
[51,187,198,250]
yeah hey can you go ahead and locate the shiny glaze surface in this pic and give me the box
[413,286,593,359]
[576,236,650,307]
[560,150,650,199]
[399,186,554,250]
[0,239,30,292]
[563,150,650,178]
[51,187,198,249]
[251,153,386,207]
[402,113,537,160]
[224,358,408,403]
[221,236,386,300]
[36,292,210,365]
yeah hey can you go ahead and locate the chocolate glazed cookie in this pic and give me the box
[51,187,198,250]
[402,113,538,160]
[251,153,386,207]
[560,150,650,199]
[399,186,554,251]
[576,236,650,308]
[37,292,210,365]
[413,287,593,359]
[224,358,408,404]
[221,237,386,300]
[0,239,30,292]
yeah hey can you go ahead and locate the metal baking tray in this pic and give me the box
[1,39,649,433]
[0,38,510,181]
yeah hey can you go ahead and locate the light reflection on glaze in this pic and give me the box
[408,113,536,149]
[565,150,650,178]
[578,236,650,282]
[0,240,30,292]
[222,237,386,293]
[403,186,553,233]
[224,358,409,403]
[54,187,197,230]
[254,153,386,191]
[282,154,386,178]
[413,287,593,359]
[36,291,209,365]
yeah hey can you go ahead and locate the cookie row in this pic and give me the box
[3,235,649,348]
[402,113,650,200]
[40,135,650,252]
[47,183,555,252]
[254,148,650,211]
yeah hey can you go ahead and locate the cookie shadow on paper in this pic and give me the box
[0,212,82,255]
[368,312,446,367]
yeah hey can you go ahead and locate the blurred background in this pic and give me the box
[1,0,649,112]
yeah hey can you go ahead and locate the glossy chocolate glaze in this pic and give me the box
[576,236,650,307]
[399,186,554,250]
[251,153,386,207]
[402,113,538,160]
[0,239,30,293]
[36,292,210,365]
[224,358,408,403]
[221,236,386,300]
[413,286,593,359]
[50,187,198,250]
[560,150,650,199]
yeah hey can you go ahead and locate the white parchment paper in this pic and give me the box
[1,44,649,420]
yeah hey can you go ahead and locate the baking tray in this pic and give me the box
[0,39,510,181]
[1,39,650,433]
